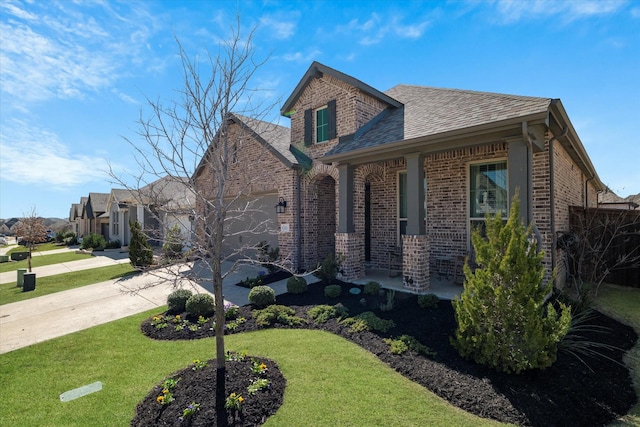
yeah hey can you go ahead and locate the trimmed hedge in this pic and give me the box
[185,293,214,317]
[248,285,276,308]
[167,289,193,313]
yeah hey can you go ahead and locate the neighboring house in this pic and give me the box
[195,61,604,292]
[598,191,639,210]
[68,203,83,237]
[106,177,195,248]
[106,189,140,246]
[85,193,111,240]
[78,196,90,238]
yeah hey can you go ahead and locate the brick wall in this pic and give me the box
[193,121,300,267]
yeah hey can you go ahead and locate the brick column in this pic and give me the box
[335,232,364,280]
[402,234,430,292]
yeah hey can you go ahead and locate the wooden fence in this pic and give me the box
[568,206,640,287]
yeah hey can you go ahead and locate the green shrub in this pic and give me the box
[167,289,193,313]
[162,224,184,259]
[451,195,571,374]
[307,304,349,323]
[379,290,396,312]
[105,239,121,249]
[324,284,342,298]
[363,281,381,296]
[316,252,341,285]
[342,311,395,333]
[241,276,263,288]
[399,335,437,358]
[418,293,440,309]
[257,241,280,274]
[185,293,215,318]
[224,304,239,320]
[253,305,306,327]
[383,338,409,354]
[80,233,106,250]
[129,220,153,267]
[286,276,308,294]
[248,285,276,308]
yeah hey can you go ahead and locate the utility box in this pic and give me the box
[23,273,36,292]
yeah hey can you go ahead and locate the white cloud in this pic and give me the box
[259,14,298,39]
[0,119,111,187]
[491,0,626,24]
[282,50,322,62]
[336,12,430,45]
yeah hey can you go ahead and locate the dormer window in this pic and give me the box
[304,99,337,146]
[316,106,328,143]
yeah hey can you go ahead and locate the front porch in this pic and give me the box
[349,268,464,301]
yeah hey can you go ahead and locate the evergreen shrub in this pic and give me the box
[451,195,571,374]
[248,285,276,308]
[185,293,215,318]
[324,284,342,298]
[286,276,308,294]
[167,289,193,313]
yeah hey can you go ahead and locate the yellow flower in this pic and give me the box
[157,395,164,403]
[238,396,244,403]
[163,389,169,394]
[175,315,181,320]
[194,359,200,364]
[259,363,267,370]
[152,316,160,322]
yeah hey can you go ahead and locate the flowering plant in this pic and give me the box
[247,378,270,395]
[225,392,244,411]
[156,377,180,405]
[179,402,200,422]
[192,359,208,371]
[251,359,268,375]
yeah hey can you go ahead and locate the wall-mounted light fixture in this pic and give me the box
[276,197,287,214]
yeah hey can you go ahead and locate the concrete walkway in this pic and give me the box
[0,247,305,354]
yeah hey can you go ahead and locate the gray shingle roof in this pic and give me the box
[327,85,553,156]
[233,114,295,165]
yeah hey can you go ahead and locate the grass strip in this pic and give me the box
[0,264,137,305]
[0,252,93,274]
[593,283,640,427]
[0,308,505,427]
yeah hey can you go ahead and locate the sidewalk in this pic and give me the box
[0,255,311,354]
[0,249,131,285]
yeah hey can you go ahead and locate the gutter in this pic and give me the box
[549,127,569,279]
[296,171,302,272]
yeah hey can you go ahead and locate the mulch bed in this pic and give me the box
[137,281,638,427]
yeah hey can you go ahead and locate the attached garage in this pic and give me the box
[223,193,279,257]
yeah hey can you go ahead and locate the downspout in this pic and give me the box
[296,171,303,272]
[549,127,569,276]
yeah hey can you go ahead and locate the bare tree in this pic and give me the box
[14,207,48,272]
[559,206,640,299]
[110,19,285,424]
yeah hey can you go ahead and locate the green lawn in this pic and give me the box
[593,283,640,427]
[5,242,66,254]
[0,252,93,273]
[0,264,137,305]
[0,308,508,427]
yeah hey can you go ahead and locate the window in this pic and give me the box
[398,171,427,245]
[111,211,119,236]
[470,161,508,224]
[316,106,328,143]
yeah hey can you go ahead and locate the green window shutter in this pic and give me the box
[327,99,337,140]
[304,109,312,146]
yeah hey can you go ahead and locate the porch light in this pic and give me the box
[276,197,287,214]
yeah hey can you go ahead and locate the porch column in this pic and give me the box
[403,153,429,292]
[405,153,425,235]
[337,164,354,233]
[335,163,363,280]
[508,139,531,225]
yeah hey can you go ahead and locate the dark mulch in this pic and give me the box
[138,281,638,427]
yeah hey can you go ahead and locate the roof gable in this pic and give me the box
[280,61,402,116]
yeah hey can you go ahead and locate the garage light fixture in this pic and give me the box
[276,197,287,214]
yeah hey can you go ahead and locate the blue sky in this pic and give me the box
[1,0,639,219]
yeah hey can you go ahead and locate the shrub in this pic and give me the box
[241,276,263,288]
[185,293,215,318]
[105,239,121,249]
[257,241,280,274]
[363,281,381,296]
[224,303,239,320]
[324,284,342,298]
[80,233,106,250]
[248,285,275,308]
[167,289,193,313]
[383,338,409,354]
[418,293,440,309]
[316,252,341,285]
[383,335,437,357]
[286,276,308,294]
[307,304,349,323]
[451,195,571,374]
[342,311,395,333]
[162,224,184,259]
[129,220,153,267]
[379,290,396,312]
[253,305,306,327]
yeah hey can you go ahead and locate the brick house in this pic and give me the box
[195,61,604,292]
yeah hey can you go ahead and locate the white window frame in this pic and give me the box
[468,159,508,242]
[315,105,328,143]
